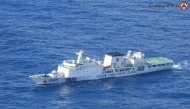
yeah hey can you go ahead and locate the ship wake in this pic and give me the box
[173,60,190,70]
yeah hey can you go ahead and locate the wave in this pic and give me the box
[173,60,190,70]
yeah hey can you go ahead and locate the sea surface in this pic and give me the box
[0,0,190,108]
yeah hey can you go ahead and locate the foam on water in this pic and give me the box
[173,60,190,70]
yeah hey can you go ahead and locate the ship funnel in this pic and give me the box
[76,50,83,63]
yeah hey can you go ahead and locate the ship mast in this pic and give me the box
[76,50,83,63]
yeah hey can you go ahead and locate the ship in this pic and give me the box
[29,50,174,85]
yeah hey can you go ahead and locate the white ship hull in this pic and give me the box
[29,50,174,85]
[30,65,172,85]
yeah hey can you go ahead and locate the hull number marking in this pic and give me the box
[65,77,77,82]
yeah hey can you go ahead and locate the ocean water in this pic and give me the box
[0,0,190,108]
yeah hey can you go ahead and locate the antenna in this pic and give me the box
[98,52,99,61]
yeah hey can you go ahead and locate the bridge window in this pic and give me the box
[152,65,156,67]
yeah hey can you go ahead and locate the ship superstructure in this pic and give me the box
[29,50,173,85]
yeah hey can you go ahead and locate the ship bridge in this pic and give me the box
[57,50,103,77]
[59,50,102,70]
